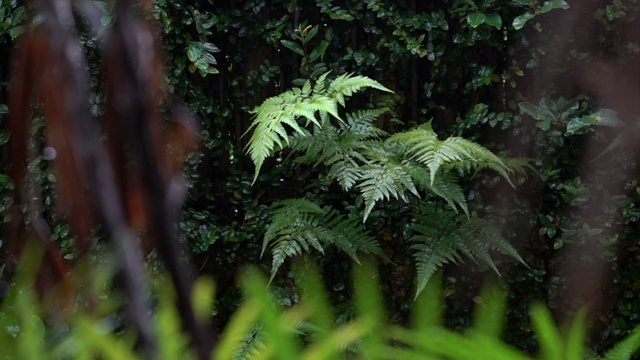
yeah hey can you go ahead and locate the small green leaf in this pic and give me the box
[100,15,112,26]
[462,0,477,8]
[309,41,329,62]
[540,2,554,13]
[537,119,551,131]
[202,52,217,65]
[194,58,209,70]
[187,42,202,62]
[539,214,553,227]
[559,99,580,119]
[8,25,24,39]
[518,102,554,122]
[484,13,502,29]
[467,13,486,28]
[513,13,534,30]
[566,117,586,134]
[199,18,214,30]
[202,42,220,52]
[281,39,305,56]
[0,104,8,114]
[547,227,556,237]
[305,25,319,42]
[548,0,570,10]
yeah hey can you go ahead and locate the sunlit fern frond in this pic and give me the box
[247,73,392,182]
[343,108,390,139]
[387,121,512,186]
[327,73,392,107]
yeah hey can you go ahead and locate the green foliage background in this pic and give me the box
[1,0,640,356]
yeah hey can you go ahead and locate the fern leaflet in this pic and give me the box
[328,73,392,106]
[387,121,513,186]
[356,161,419,221]
[410,205,527,298]
[231,323,265,360]
[262,198,383,282]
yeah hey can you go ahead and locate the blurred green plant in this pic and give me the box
[2,248,640,360]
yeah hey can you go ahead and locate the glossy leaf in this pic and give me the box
[467,13,486,28]
[281,39,305,56]
[513,13,534,29]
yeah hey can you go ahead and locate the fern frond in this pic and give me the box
[457,236,500,275]
[604,327,640,360]
[307,95,339,121]
[328,73,393,106]
[502,157,534,177]
[324,207,387,261]
[407,166,469,215]
[357,161,419,221]
[291,109,391,192]
[344,108,390,138]
[411,235,461,299]
[313,71,330,94]
[470,218,527,267]
[329,160,363,191]
[231,323,265,360]
[262,199,382,281]
[291,125,341,166]
[247,73,394,183]
[262,199,325,281]
[387,121,512,186]
[410,206,526,298]
[246,90,319,181]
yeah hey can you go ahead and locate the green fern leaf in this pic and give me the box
[604,327,640,359]
[247,73,393,183]
[458,236,500,275]
[357,162,418,221]
[262,199,382,282]
[502,157,534,177]
[313,71,330,94]
[387,121,512,186]
[307,95,339,121]
[324,208,386,262]
[412,235,461,299]
[328,159,362,191]
[231,323,265,360]
[262,199,324,255]
[410,206,526,298]
[471,218,527,267]
[407,166,469,215]
[328,73,393,106]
